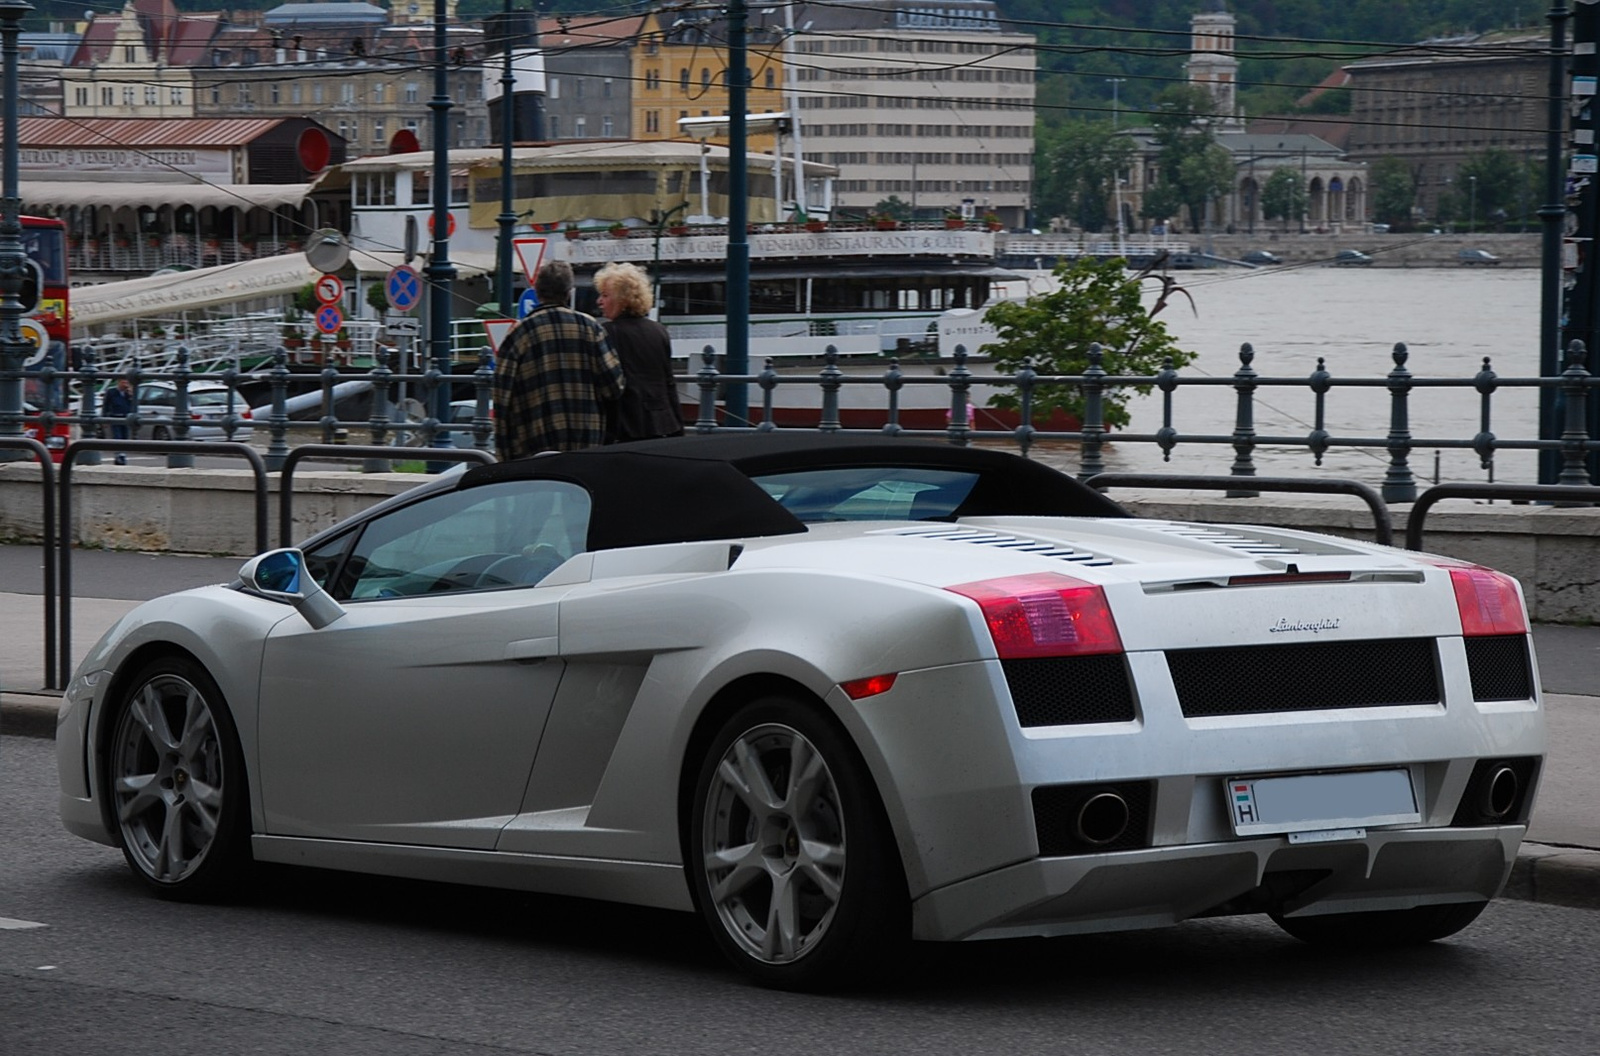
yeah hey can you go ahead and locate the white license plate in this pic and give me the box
[1225,769,1419,837]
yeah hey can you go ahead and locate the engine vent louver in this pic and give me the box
[883,526,1112,566]
[1464,635,1534,702]
[1168,638,1441,717]
[1002,655,1136,726]
[1141,523,1308,557]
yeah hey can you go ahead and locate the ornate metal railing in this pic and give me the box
[7,339,1598,495]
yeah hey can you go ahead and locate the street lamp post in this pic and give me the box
[1468,175,1478,233]
[426,0,457,457]
[1106,77,1125,129]
[495,1,518,316]
[0,0,35,455]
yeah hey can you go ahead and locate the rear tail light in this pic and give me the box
[947,573,1123,659]
[1425,560,1528,637]
[241,408,253,420]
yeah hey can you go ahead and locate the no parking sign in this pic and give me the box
[385,265,422,312]
[316,304,344,334]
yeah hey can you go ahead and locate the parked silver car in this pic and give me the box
[129,382,254,441]
[58,435,1545,990]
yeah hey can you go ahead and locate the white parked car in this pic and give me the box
[57,435,1545,989]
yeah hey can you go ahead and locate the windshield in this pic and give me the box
[752,466,979,522]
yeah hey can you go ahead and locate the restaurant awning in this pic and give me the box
[19,181,315,213]
[70,250,500,327]
[71,255,321,328]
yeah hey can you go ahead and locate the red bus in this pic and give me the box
[18,215,73,459]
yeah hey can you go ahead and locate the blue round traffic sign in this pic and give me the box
[517,288,540,318]
[386,265,422,311]
[316,304,344,334]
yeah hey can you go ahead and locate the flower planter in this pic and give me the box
[985,222,1003,232]
[609,226,629,238]
[874,220,899,231]
[804,221,827,233]
[565,229,582,240]
[668,225,690,237]
[944,218,966,230]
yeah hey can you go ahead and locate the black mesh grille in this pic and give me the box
[1002,655,1136,727]
[1465,635,1533,702]
[1168,638,1439,717]
[1033,781,1153,856]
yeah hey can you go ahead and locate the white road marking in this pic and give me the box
[0,917,47,930]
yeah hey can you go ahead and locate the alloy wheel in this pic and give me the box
[111,672,228,885]
[700,722,846,965]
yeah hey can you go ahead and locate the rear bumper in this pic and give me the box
[913,824,1524,941]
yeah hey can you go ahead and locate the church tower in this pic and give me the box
[1185,2,1243,128]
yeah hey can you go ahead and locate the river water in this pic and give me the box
[1005,265,1547,486]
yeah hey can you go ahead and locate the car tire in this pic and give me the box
[688,696,907,990]
[1270,900,1488,948]
[151,425,170,441]
[107,656,252,901]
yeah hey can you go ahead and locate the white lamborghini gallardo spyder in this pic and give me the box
[58,435,1545,989]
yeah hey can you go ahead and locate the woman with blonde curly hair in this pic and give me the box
[594,261,684,441]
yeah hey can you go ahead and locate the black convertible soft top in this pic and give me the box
[459,434,1127,552]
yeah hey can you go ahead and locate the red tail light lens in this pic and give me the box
[947,573,1123,659]
[840,673,897,700]
[1446,566,1528,637]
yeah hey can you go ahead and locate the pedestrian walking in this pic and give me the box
[102,376,133,465]
[593,262,684,442]
[493,260,625,459]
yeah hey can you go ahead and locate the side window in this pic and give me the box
[336,480,591,600]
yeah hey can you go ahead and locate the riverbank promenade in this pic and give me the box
[1,543,1594,912]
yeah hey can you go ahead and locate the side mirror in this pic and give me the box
[239,548,346,629]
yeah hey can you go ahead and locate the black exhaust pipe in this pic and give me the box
[1479,766,1520,819]
[1073,791,1131,845]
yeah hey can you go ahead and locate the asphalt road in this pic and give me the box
[3,733,1597,1055]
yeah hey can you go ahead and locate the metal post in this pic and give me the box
[427,0,457,465]
[1558,340,1594,485]
[724,0,751,422]
[365,354,392,472]
[945,345,972,447]
[495,0,518,316]
[0,0,36,461]
[1382,342,1417,503]
[818,345,841,432]
[265,346,290,471]
[1078,344,1105,475]
[1540,2,1572,483]
[695,345,719,432]
[1227,342,1259,495]
[168,345,194,468]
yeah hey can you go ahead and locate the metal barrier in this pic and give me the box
[0,438,59,690]
[278,444,496,547]
[1405,483,1600,551]
[1086,473,1394,546]
[56,438,268,689]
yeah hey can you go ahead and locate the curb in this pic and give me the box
[1504,842,1600,912]
[6,690,1598,912]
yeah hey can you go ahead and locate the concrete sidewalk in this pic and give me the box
[3,570,1596,913]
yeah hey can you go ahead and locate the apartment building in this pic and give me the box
[792,0,1036,227]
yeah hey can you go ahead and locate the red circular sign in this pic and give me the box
[389,129,422,154]
[297,128,332,174]
[427,212,457,238]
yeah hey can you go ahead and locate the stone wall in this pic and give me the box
[2,466,1595,622]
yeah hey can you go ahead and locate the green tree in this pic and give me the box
[1261,167,1307,231]
[1369,157,1417,229]
[872,195,912,221]
[1456,148,1527,231]
[983,256,1198,429]
[1141,85,1232,232]
[1036,120,1136,232]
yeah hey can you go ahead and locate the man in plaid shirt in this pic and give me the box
[493,260,626,459]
